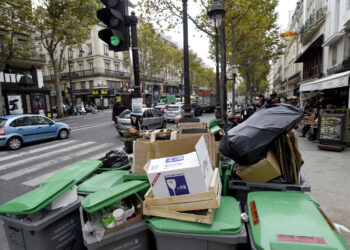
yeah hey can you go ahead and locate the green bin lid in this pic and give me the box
[77,170,128,193]
[247,192,348,250]
[0,179,75,215]
[147,196,242,235]
[123,174,148,182]
[82,180,149,213]
[44,160,102,185]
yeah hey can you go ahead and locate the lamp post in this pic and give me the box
[68,48,84,107]
[182,0,191,117]
[207,0,225,119]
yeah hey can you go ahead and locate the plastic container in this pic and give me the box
[247,191,349,250]
[77,170,129,194]
[80,181,151,249]
[0,197,83,250]
[228,173,311,210]
[147,196,247,250]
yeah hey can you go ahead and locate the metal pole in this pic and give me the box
[129,11,141,98]
[215,26,221,119]
[182,0,191,115]
[68,60,74,106]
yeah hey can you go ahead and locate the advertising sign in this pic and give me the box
[8,95,24,114]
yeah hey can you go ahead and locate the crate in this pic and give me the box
[227,173,311,211]
[143,168,221,212]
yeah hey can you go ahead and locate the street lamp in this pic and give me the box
[207,0,225,119]
[68,48,84,107]
[228,64,239,113]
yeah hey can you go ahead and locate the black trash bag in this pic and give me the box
[219,104,302,165]
[99,150,129,169]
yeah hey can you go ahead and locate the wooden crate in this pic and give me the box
[143,205,215,224]
[143,168,221,212]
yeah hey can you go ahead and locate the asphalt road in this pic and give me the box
[0,111,349,248]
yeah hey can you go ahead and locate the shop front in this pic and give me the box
[89,89,114,109]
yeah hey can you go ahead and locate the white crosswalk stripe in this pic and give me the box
[23,145,125,187]
[1,143,113,181]
[0,141,95,172]
[0,140,77,162]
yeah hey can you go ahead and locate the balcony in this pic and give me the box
[299,8,326,45]
[303,64,323,80]
[43,68,131,82]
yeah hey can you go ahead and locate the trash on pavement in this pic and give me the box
[220,104,302,165]
[247,191,349,250]
[147,196,247,250]
[144,136,213,198]
[98,150,129,169]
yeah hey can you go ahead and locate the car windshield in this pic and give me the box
[167,106,180,111]
[119,110,131,119]
[0,118,7,126]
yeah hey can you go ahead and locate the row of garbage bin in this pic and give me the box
[0,159,348,250]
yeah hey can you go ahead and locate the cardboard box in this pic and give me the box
[145,136,213,198]
[133,135,217,173]
[236,150,281,183]
[178,122,207,131]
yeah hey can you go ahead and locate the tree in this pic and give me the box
[0,0,34,116]
[32,0,99,118]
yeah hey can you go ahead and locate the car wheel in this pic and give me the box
[58,129,69,139]
[7,137,22,150]
[162,121,167,128]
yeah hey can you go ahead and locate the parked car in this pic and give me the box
[130,108,167,130]
[0,114,71,150]
[154,104,168,114]
[115,109,131,136]
[165,104,183,122]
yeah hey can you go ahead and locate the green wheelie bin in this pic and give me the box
[247,191,349,250]
[147,196,248,250]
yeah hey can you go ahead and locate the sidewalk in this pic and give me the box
[52,109,112,122]
[298,136,350,246]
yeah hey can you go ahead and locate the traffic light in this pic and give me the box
[97,0,130,52]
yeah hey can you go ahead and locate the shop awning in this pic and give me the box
[295,35,323,63]
[300,70,350,92]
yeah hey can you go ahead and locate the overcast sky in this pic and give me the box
[166,0,299,68]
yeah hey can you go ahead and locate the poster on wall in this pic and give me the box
[8,95,24,114]
[32,94,45,114]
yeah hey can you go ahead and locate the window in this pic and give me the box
[89,62,94,74]
[143,110,153,118]
[81,81,86,89]
[78,46,84,57]
[104,45,108,56]
[69,63,74,73]
[151,109,160,117]
[32,116,51,125]
[105,62,110,74]
[332,46,337,65]
[115,64,119,71]
[89,80,93,89]
[79,63,84,71]
[114,52,118,58]
[69,49,73,59]
[87,43,92,55]
[62,52,65,61]
[14,117,36,127]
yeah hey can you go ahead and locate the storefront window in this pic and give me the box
[31,94,45,114]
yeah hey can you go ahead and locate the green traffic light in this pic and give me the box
[111,35,120,46]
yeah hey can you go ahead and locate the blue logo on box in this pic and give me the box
[165,155,184,164]
[165,175,189,196]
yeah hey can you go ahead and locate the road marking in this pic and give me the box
[0,140,77,162]
[0,141,95,172]
[2,143,113,181]
[23,145,124,186]
[71,122,114,132]
[70,121,112,130]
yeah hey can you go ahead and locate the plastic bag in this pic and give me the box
[99,150,129,169]
[219,104,302,165]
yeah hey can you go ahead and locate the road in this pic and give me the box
[0,111,349,248]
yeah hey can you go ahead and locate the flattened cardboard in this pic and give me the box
[236,150,281,183]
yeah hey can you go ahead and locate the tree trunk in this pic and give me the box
[51,55,64,118]
[231,24,236,113]
[245,71,249,104]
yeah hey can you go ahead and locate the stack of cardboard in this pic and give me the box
[142,136,222,224]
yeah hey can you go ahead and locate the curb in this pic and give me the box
[53,109,112,122]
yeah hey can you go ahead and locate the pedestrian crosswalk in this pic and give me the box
[0,139,124,188]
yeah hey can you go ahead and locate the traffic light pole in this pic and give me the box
[129,11,140,98]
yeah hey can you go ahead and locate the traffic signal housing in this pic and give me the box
[97,0,130,52]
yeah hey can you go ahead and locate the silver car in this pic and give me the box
[116,109,132,136]
[129,108,167,131]
[165,105,183,122]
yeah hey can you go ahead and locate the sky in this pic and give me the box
[165,0,299,69]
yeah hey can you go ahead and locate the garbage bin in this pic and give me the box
[228,172,311,210]
[77,170,129,195]
[247,191,348,250]
[0,196,83,250]
[80,180,151,250]
[147,196,248,250]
